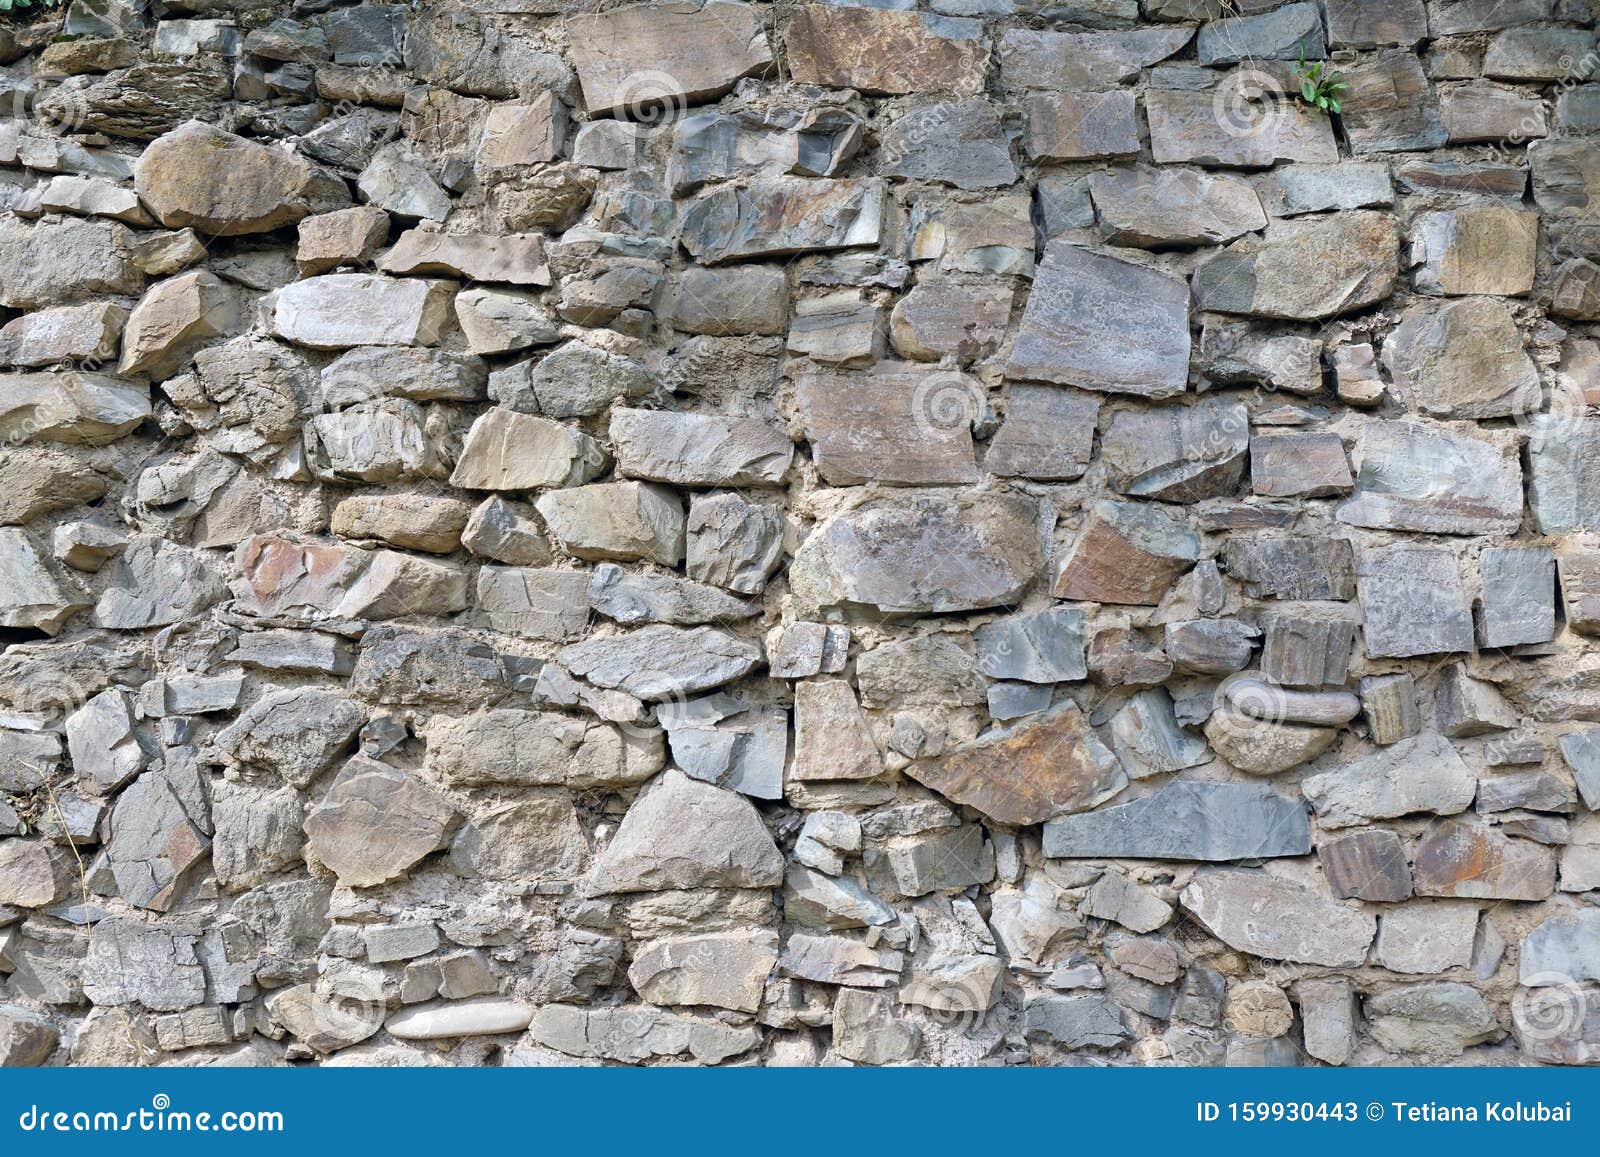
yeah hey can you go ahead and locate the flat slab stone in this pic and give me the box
[557,625,760,701]
[1302,732,1476,827]
[1180,868,1375,966]
[1089,166,1266,247]
[270,274,453,348]
[907,702,1126,827]
[985,385,1099,480]
[1043,780,1311,861]
[1356,545,1475,659]
[1412,819,1557,900]
[1146,85,1337,168]
[1384,297,1538,418]
[1337,421,1521,536]
[1008,242,1189,398]
[796,364,979,486]
[680,177,884,264]
[1054,499,1199,606]
[611,408,792,487]
[785,5,989,96]
[567,1,772,115]
[1101,397,1249,501]
[386,997,534,1039]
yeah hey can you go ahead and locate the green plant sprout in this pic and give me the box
[1295,49,1349,115]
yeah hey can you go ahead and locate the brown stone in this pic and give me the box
[795,364,979,486]
[568,2,773,115]
[1023,91,1140,161]
[1055,500,1199,606]
[1319,829,1413,901]
[785,6,989,96]
[906,702,1126,826]
[1412,819,1557,901]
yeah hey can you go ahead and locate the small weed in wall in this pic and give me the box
[1295,50,1349,116]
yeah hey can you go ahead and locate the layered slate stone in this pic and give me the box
[1088,167,1266,248]
[680,178,884,263]
[588,768,783,894]
[785,6,989,96]
[790,491,1042,615]
[1101,397,1249,502]
[1383,297,1538,418]
[557,626,760,701]
[1006,243,1190,399]
[1302,732,1476,827]
[1527,417,1600,534]
[1412,819,1558,901]
[906,702,1126,827]
[1337,422,1522,536]
[796,364,979,486]
[879,101,1017,190]
[1196,3,1325,64]
[1179,869,1376,966]
[566,2,772,116]
[1043,781,1311,860]
[1023,91,1140,161]
[1054,499,1199,606]
[1339,51,1448,153]
[1320,830,1414,902]
[985,385,1099,481]
[998,27,1191,89]
[1220,535,1356,601]
[0,372,149,446]
[1356,545,1474,658]
[1192,211,1399,320]
[1531,138,1600,214]
[1480,546,1556,647]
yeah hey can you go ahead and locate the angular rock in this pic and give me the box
[791,491,1041,616]
[0,372,149,446]
[1193,212,1399,320]
[1146,86,1336,167]
[379,229,549,287]
[785,6,988,96]
[1089,166,1265,247]
[1365,983,1499,1057]
[611,408,792,487]
[450,408,607,492]
[1303,733,1475,828]
[1180,869,1375,966]
[567,1,772,115]
[1376,902,1478,974]
[1023,995,1131,1050]
[117,270,238,379]
[1340,51,1447,153]
[1044,781,1311,861]
[680,177,884,264]
[303,758,459,888]
[1101,398,1249,502]
[558,626,759,701]
[1007,243,1190,399]
[0,301,126,368]
[1385,297,1537,418]
[999,27,1192,89]
[536,482,684,566]
[270,275,453,349]
[1339,423,1521,537]
[1411,819,1557,901]
[881,100,1017,190]
[104,768,210,911]
[686,493,782,595]
[985,385,1099,481]
[92,535,221,630]
[1054,500,1199,606]
[588,768,782,894]
[1250,432,1352,497]
[134,122,327,235]
[792,679,881,783]
[1024,90,1140,161]
[1320,829,1413,902]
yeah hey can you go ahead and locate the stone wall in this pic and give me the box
[0,0,1597,1068]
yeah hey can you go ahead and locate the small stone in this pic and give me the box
[1197,2,1324,63]
[1558,729,1600,810]
[450,408,607,492]
[1436,663,1517,737]
[1479,547,1556,647]
[686,493,783,595]
[881,99,1017,189]
[680,177,884,264]
[1320,829,1413,901]
[454,289,560,356]
[1193,211,1399,320]
[1356,545,1475,658]
[1146,85,1336,167]
[833,988,921,1064]
[1411,819,1557,901]
[296,205,389,275]
[1483,27,1597,82]
[558,626,759,702]
[669,266,787,337]
[627,930,778,1013]
[1101,397,1249,502]
[792,679,881,783]
[462,497,552,567]
[889,283,1010,364]
[82,919,206,1012]
[1204,711,1337,775]
[1023,995,1131,1050]
[1024,91,1140,161]
[0,301,126,368]
[1376,903,1478,974]
[611,408,792,488]
[92,535,221,630]
[1220,535,1356,601]
[1250,431,1352,497]
[1090,166,1266,247]
[887,824,994,897]
[537,482,684,566]
[1340,51,1447,153]
[0,372,150,446]
[1295,977,1359,1065]
[986,385,1099,481]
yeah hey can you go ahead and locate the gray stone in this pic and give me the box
[1101,398,1249,502]
[1558,729,1600,810]
[302,757,461,888]
[1303,733,1475,828]
[1519,910,1600,985]
[686,493,783,594]
[886,824,994,897]
[986,385,1099,481]
[1356,545,1474,659]
[1054,499,1199,607]
[1376,902,1478,974]
[1109,689,1209,779]
[270,274,453,349]
[797,364,980,486]
[611,408,792,488]
[1365,983,1499,1057]
[628,930,779,1013]
[0,372,149,446]
[1007,243,1190,399]
[1479,547,1556,647]
[590,563,754,627]
[558,626,759,702]
[833,988,921,1064]
[1090,166,1266,248]
[1257,162,1394,216]
[528,1003,758,1064]
[1197,3,1325,64]
[1024,91,1140,161]
[536,482,684,566]
[567,1,772,115]
[1340,423,1521,536]
[1384,297,1538,418]
[215,688,365,789]
[975,607,1086,683]
[792,679,881,783]
[1220,535,1356,601]
[82,919,205,1011]
[681,178,884,264]
[790,491,1042,616]
[1436,664,1517,738]
[1023,994,1131,1049]
[1044,781,1311,861]
[999,27,1191,89]
[1146,85,1336,167]
[588,769,783,894]
[475,567,591,641]
[1340,51,1447,153]
[881,100,1017,189]
[1180,869,1376,966]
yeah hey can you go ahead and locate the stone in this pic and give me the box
[680,178,884,264]
[1529,418,1600,535]
[881,100,1017,189]
[1024,91,1140,161]
[457,288,563,355]
[833,989,921,1064]
[1296,977,1359,1065]
[529,1004,758,1064]
[1365,983,1499,1057]
[1320,829,1413,902]
[271,275,453,349]
[999,27,1192,89]
[1531,139,1600,214]
[1101,398,1249,502]
[1249,432,1352,497]
[380,230,549,287]
[1007,243,1190,399]
[82,920,205,1012]
[473,567,589,641]
[1192,212,1399,320]
[1436,664,1516,738]
[450,408,607,492]
[357,143,450,221]
[0,450,104,527]
[1197,3,1324,63]
[1204,711,1336,775]
[211,779,305,892]
[1258,162,1394,217]
[611,408,792,487]
[986,385,1099,481]
[1559,730,1600,811]
[1411,820,1557,901]
[0,372,150,446]
[1043,780,1311,861]
[117,270,238,379]
[1376,903,1478,974]
[302,757,461,888]
[1082,871,1173,935]
[215,688,365,788]
[387,998,534,1040]
[1340,51,1447,153]
[628,931,779,1013]
[1356,545,1475,659]
[858,635,987,709]
[797,365,980,486]
[1054,500,1199,606]
[1089,166,1265,248]
[0,1009,57,1067]
[786,6,988,96]
[1561,554,1600,636]
[1552,259,1600,321]
[686,493,782,594]
[0,301,126,368]
[1484,27,1597,82]
[1220,536,1355,601]
[566,2,772,115]
[589,769,782,894]
[480,94,567,172]
[889,283,1010,364]
[134,122,329,235]
[1023,995,1131,1050]
[495,341,661,419]
[536,482,684,566]
[670,266,788,336]
[791,491,1042,616]
[0,841,69,908]
[1479,547,1556,648]
[1442,84,1548,144]
[1303,733,1475,828]
[104,766,209,912]
[92,535,221,630]
[0,529,87,635]
[296,206,390,276]
[1340,424,1520,537]
[1109,689,1208,779]
[1519,910,1600,985]
[974,607,1086,684]
[790,291,885,366]
[558,626,759,702]
[1180,869,1376,966]
[908,702,1125,826]
[792,680,881,783]
[1386,297,1537,420]
[332,493,473,554]
[887,824,994,897]
[1146,85,1336,168]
